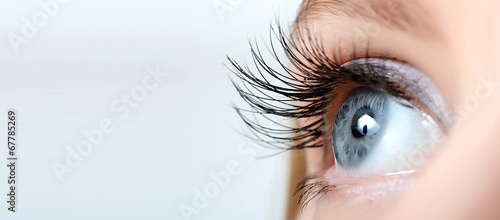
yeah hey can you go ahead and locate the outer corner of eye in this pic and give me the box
[329,58,450,178]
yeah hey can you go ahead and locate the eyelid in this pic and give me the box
[341,58,454,130]
[297,169,418,209]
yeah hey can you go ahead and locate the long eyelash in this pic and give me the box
[228,25,339,151]
[228,21,406,151]
[228,20,409,205]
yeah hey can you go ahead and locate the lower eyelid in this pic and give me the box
[308,170,417,207]
[298,169,418,210]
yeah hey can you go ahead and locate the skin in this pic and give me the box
[295,0,500,219]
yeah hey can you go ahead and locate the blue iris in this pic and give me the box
[332,87,389,167]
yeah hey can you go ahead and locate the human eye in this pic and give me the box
[329,58,446,178]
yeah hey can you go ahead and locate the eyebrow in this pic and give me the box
[295,0,436,38]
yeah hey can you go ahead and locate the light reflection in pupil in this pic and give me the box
[351,107,379,138]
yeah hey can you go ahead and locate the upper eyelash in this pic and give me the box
[227,21,413,208]
[228,21,407,151]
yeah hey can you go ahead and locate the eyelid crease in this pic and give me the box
[341,58,454,130]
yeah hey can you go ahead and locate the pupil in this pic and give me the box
[351,106,375,138]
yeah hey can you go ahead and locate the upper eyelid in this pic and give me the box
[341,58,454,130]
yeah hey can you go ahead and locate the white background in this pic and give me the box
[0,0,301,219]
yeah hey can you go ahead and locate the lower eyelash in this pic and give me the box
[294,175,337,211]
